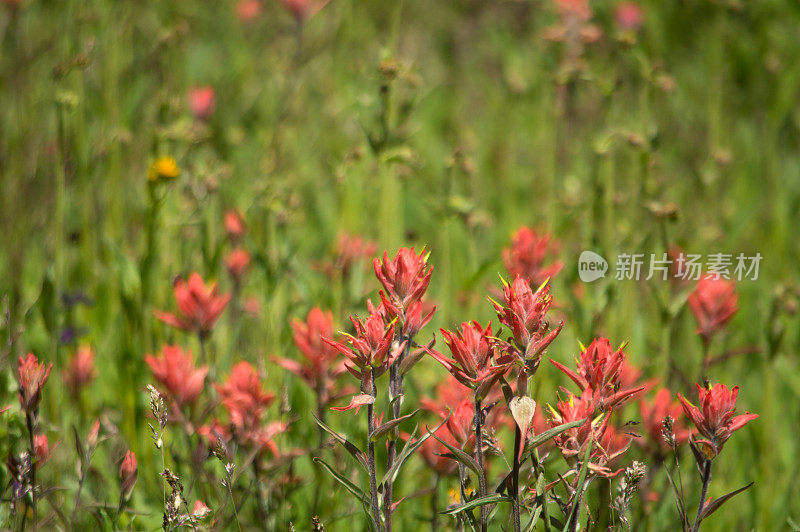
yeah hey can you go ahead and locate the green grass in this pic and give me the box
[1,0,800,530]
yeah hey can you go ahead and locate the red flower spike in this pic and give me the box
[688,277,738,341]
[188,86,215,121]
[145,345,209,408]
[678,382,758,457]
[492,276,563,358]
[18,353,52,413]
[502,227,564,288]
[273,308,347,406]
[225,248,251,279]
[154,273,231,339]
[224,210,246,240]
[373,247,433,313]
[119,450,138,500]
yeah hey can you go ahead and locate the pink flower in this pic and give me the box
[63,345,97,396]
[154,273,230,339]
[615,1,643,32]
[145,345,209,407]
[188,86,216,121]
[678,383,758,458]
[216,362,275,440]
[272,308,347,405]
[224,210,247,241]
[119,450,138,500]
[18,353,52,412]
[688,277,738,341]
[279,0,329,21]
[34,434,50,463]
[225,248,251,279]
[236,0,262,22]
[192,500,211,520]
[502,227,563,288]
[638,388,689,454]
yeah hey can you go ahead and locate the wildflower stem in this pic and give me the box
[474,396,487,532]
[366,382,381,531]
[511,424,522,532]
[69,453,88,527]
[385,334,410,532]
[25,410,37,527]
[691,460,711,532]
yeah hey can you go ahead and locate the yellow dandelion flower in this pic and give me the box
[147,156,180,182]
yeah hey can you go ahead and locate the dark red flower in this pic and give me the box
[638,387,688,454]
[63,345,97,396]
[216,362,275,439]
[272,308,347,405]
[688,277,738,341]
[502,227,563,288]
[154,273,230,339]
[492,276,563,358]
[678,383,758,458]
[145,345,209,408]
[373,247,433,314]
[18,353,52,412]
[188,86,216,121]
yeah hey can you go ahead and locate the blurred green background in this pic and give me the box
[1,0,800,530]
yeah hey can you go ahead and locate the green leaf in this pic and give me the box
[441,493,510,515]
[370,409,419,441]
[662,463,689,530]
[563,438,593,532]
[699,482,753,521]
[380,416,449,490]
[523,502,542,532]
[525,418,586,452]
[313,457,368,506]
[429,431,481,475]
[312,413,367,470]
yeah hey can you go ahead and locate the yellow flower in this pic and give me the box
[147,156,180,182]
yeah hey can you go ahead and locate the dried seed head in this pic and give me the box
[662,416,677,449]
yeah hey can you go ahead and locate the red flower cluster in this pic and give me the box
[18,353,52,413]
[225,248,251,280]
[224,210,246,241]
[550,338,644,410]
[688,277,738,342]
[492,276,563,360]
[155,273,230,339]
[678,383,758,458]
[502,227,563,288]
[213,362,285,454]
[119,450,138,500]
[273,308,347,406]
[145,345,209,408]
[426,321,511,399]
[374,247,433,317]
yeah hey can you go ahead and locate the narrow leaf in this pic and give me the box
[662,463,689,530]
[380,416,449,490]
[429,431,481,475]
[313,457,368,505]
[371,410,419,442]
[312,413,367,470]
[525,418,585,452]
[441,493,510,515]
[699,482,753,521]
[563,438,593,532]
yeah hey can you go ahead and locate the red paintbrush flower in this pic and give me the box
[272,308,348,405]
[425,321,510,399]
[373,247,433,315]
[154,273,230,339]
[216,362,275,440]
[225,248,251,280]
[34,433,51,463]
[550,338,644,410]
[119,450,138,500]
[688,277,738,342]
[502,227,564,288]
[224,210,246,241]
[145,345,209,408]
[188,86,216,121]
[678,382,758,458]
[63,345,97,396]
[638,387,688,454]
[324,308,405,412]
[615,1,644,31]
[492,276,563,359]
[18,353,52,413]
